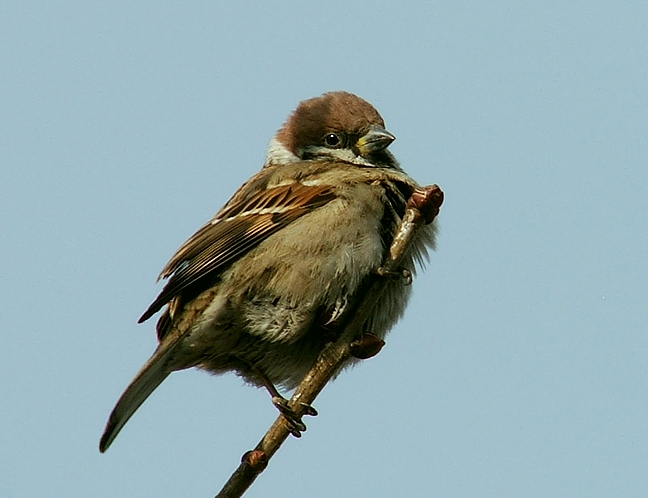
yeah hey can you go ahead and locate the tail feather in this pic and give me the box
[99,346,175,453]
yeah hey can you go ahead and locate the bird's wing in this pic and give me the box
[138,181,336,323]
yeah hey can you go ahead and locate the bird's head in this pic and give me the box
[266,91,399,169]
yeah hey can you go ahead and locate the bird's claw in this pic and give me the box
[375,266,412,285]
[300,402,318,417]
[271,397,317,437]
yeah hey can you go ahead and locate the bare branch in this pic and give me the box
[215,185,444,498]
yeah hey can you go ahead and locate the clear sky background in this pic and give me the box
[2,2,647,497]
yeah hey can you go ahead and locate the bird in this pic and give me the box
[99,91,437,452]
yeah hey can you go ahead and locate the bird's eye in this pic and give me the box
[323,133,341,147]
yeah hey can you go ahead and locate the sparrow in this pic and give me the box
[99,91,437,452]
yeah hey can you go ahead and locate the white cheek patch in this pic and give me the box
[265,136,299,166]
[299,145,364,163]
[298,145,380,168]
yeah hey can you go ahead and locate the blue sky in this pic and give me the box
[2,2,647,497]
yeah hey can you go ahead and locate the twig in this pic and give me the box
[215,185,444,498]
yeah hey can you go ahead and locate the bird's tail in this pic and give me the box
[99,344,176,452]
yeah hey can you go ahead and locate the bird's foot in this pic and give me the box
[272,396,317,438]
[375,266,412,285]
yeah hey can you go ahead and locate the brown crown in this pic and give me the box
[276,91,386,155]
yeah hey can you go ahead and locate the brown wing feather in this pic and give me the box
[138,182,336,323]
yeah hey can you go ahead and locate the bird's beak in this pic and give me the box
[356,125,396,156]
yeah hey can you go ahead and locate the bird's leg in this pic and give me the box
[375,266,412,285]
[245,360,317,438]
